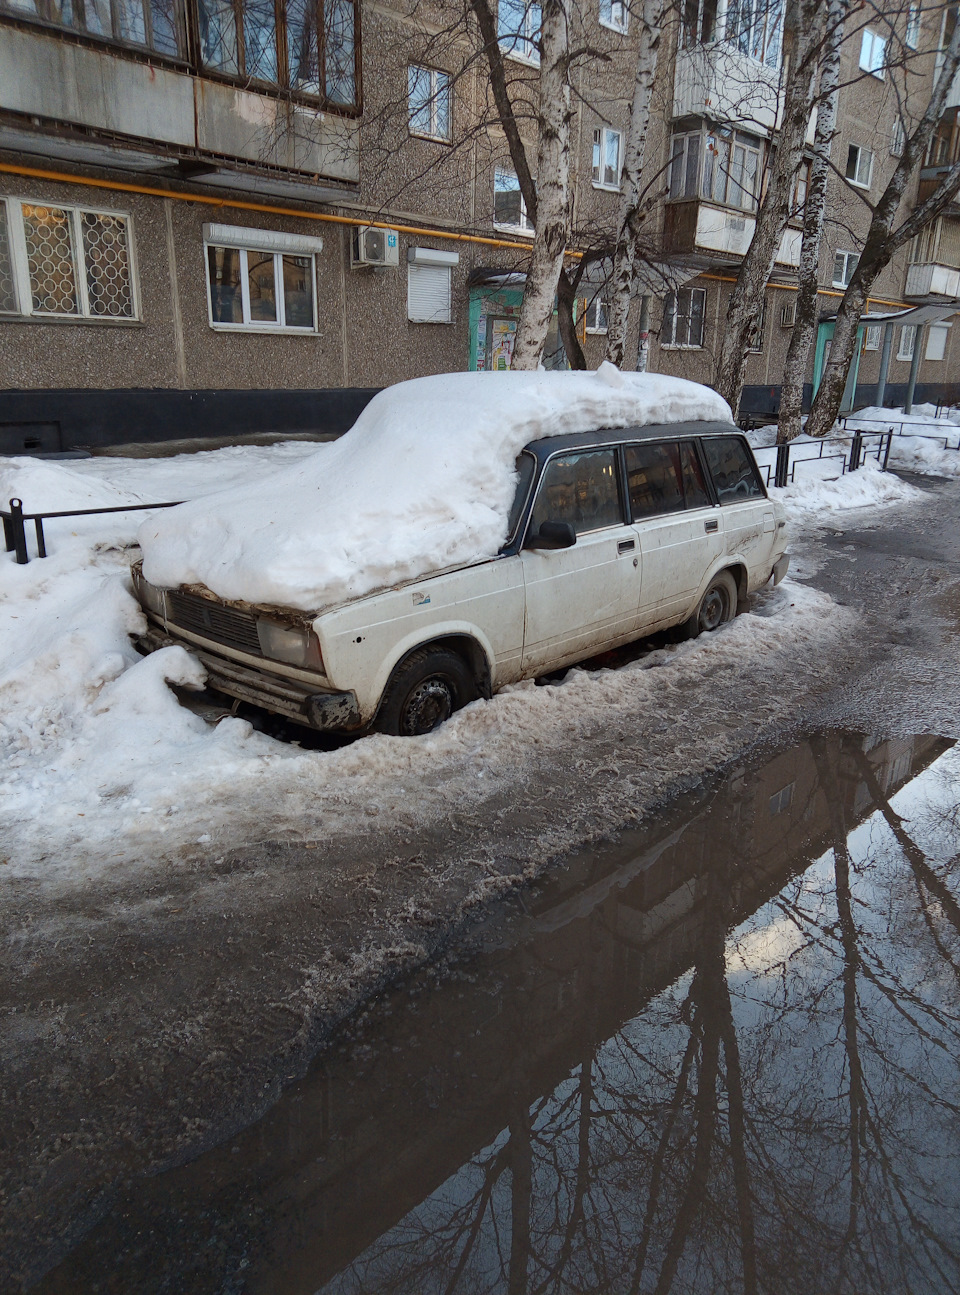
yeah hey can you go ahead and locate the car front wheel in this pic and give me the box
[680,570,738,640]
[374,647,478,736]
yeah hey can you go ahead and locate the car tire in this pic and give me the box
[679,570,738,640]
[374,647,478,737]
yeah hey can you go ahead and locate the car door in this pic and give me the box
[700,435,776,581]
[626,438,725,626]
[519,446,641,674]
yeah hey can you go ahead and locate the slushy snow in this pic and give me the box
[138,367,733,611]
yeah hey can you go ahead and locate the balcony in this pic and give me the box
[673,44,780,134]
[904,261,960,301]
[663,200,801,266]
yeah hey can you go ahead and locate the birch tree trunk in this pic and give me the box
[511,0,573,368]
[805,16,960,438]
[604,0,664,369]
[777,0,846,444]
[713,0,825,417]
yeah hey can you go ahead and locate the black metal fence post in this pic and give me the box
[774,442,790,488]
[6,499,28,564]
[850,432,863,472]
[882,429,893,471]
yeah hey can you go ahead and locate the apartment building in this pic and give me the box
[0,0,958,451]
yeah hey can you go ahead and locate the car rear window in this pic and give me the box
[702,436,764,503]
[626,440,710,520]
[530,449,622,536]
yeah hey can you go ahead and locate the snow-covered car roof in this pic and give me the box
[138,365,732,613]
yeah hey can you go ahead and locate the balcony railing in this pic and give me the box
[673,44,780,134]
[663,199,800,265]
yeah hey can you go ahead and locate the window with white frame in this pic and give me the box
[0,198,136,320]
[891,118,906,157]
[599,0,628,32]
[408,66,451,140]
[592,127,624,189]
[725,0,783,67]
[845,143,874,188]
[864,324,882,350]
[494,167,534,232]
[860,28,886,77]
[906,4,921,48]
[497,0,541,63]
[926,321,950,360]
[584,295,608,333]
[832,249,859,287]
[897,324,917,360]
[661,287,706,347]
[204,224,320,331]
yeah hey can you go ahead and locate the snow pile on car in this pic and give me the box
[138,366,732,612]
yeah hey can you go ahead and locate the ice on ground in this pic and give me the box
[137,367,733,611]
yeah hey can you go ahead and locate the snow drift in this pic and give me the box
[138,367,733,612]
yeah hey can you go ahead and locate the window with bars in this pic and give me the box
[206,236,317,331]
[897,325,917,361]
[0,198,136,320]
[0,0,359,110]
[592,127,623,189]
[408,66,451,140]
[497,0,541,64]
[864,324,882,350]
[661,287,706,348]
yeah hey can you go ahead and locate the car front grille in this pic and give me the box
[165,591,263,657]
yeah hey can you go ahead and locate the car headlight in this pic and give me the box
[135,572,166,617]
[257,618,324,671]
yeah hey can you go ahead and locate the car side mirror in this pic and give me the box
[527,520,577,550]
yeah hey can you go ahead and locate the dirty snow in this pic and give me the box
[137,368,733,611]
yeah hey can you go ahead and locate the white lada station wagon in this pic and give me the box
[133,368,788,737]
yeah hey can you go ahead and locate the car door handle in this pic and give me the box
[704,519,719,533]
[618,539,636,553]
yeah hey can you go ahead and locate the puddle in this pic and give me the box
[35,730,960,1294]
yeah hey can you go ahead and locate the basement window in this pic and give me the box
[204,224,321,332]
[0,197,137,321]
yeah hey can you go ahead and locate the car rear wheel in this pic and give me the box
[680,570,738,640]
[374,647,478,736]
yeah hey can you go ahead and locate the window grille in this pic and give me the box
[0,199,136,320]
[897,325,917,361]
[661,287,706,347]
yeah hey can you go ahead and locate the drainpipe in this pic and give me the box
[904,323,926,414]
[636,295,651,372]
[875,322,894,408]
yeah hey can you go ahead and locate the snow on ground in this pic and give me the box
[138,367,732,611]
[0,392,937,885]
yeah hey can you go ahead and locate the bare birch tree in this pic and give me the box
[805,8,960,438]
[776,0,848,444]
[713,0,828,416]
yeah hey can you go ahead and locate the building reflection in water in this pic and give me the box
[40,732,960,1295]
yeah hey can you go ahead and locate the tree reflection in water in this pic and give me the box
[325,736,960,1295]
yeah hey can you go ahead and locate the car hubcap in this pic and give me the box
[400,678,454,735]
[700,588,726,631]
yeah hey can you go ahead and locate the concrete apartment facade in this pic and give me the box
[0,0,959,450]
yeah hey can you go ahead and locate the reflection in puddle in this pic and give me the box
[39,733,960,1295]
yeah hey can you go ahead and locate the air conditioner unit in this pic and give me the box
[351,226,400,268]
[780,302,797,327]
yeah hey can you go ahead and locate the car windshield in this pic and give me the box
[506,452,537,542]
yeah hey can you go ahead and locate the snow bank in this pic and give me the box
[138,367,732,612]
[771,459,922,521]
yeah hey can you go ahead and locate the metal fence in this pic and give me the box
[838,413,960,453]
[2,497,182,564]
[754,429,894,489]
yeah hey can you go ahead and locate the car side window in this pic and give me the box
[626,439,710,519]
[530,449,622,537]
[702,436,764,503]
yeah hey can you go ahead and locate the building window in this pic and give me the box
[662,287,706,347]
[864,324,882,350]
[725,0,783,66]
[494,167,534,232]
[599,0,628,32]
[204,224,320,331]
[670,127,761,212]
[845,144,874,188]
[926,321,950,360]
[584,295,608,333]
[790,159,811,219]
[592,127,623,189]
[898,325,917,361]
[497,0,541,64]
[408,66,451,140]
[0,198,136,320]
[860,28,886,78]
[0,0,182,55]
[407,263,452,324]
[906,4,921,48]
[746,299,766,352]
[832,249,859,287]
[681,0,718,45]
[891,119,906,157]
[769,782,794,815]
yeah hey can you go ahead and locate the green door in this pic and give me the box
[813,321,864,413]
